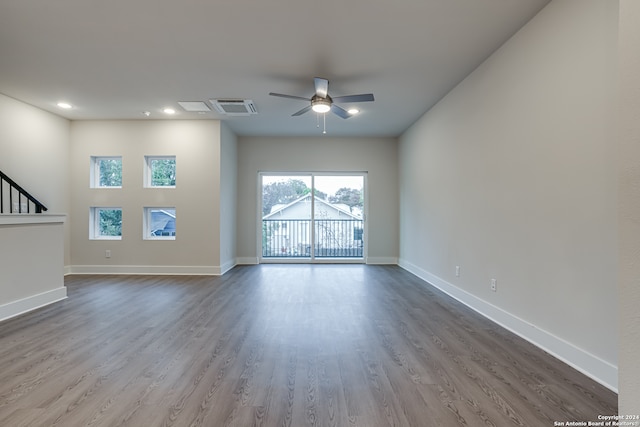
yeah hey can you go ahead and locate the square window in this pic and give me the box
[91,157,122,188]
[90,207,122,240]
[145,156,176,187]
[144,207,176,240]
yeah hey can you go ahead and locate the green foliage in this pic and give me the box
[99,158,122,187]
[313,188,328,200]
[262,179,311,216]
[151,158,176,186]
[329,187,363,212]
[99,209,122,236]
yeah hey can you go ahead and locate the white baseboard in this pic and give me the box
[68,265,224,275]
[236,257,259,265]
[398,259,618,393]
[0,287,68,322]
[366,256,399,265]
[220,259,237,275]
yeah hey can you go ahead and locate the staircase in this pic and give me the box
[0,170,48,213]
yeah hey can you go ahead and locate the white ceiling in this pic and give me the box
[0,0,550,137]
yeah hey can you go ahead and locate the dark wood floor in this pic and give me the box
[0,265,616,426]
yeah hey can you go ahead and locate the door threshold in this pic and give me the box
[259,258,364,264]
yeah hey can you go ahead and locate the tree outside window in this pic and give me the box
[146,156,176,187]
[91,157,122,188]
[90,207,122,239]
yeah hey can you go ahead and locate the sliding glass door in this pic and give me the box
[261,175,312,258]
[260,173,366,262]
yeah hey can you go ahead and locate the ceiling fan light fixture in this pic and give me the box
[311,98,331,113]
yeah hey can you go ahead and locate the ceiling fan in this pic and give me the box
[269,77,374,119]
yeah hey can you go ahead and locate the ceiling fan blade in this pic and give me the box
[331,104,352,119]
[292,105,312,116]
[269,92,309,101]
[331,94,375,103]
[314,77,329,98]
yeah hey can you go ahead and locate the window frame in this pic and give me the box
[89,207,123,240]
[90,156,122,188]
[144,156,176,188]
[143,207,177,240]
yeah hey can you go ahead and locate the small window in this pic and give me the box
[90,207,122,240]
[145,156,176,187]
[144,207,176,240]
[91,156,122,188]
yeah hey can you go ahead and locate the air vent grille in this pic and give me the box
[211,99,257,116]
[178,101,211,112]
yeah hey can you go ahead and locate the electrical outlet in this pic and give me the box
[105,250,111,258]
[491,278,497,292]
[455,266,460,277]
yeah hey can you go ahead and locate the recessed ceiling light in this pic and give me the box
[348,108,360,115]
[57,102,73,109]
[163,108,176,115]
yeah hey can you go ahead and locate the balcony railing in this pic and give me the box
[262,219,364,258]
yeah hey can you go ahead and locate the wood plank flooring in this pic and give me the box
[0,265,617,426]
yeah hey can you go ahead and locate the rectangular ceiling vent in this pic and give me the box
[211,99,257,116]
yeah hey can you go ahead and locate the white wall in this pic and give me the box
[0,216,67,321]
[0,94,71,265]
[236,136,398,264]
[618,0,640,414]
[399,0,618,390]
[220,122,238,273]
[69,120,224,274]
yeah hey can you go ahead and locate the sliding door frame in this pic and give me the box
[257,171,368,264]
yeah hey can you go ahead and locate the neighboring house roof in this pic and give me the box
[269,204,287,214]
[150,209,176,232]
[263,194,361,220]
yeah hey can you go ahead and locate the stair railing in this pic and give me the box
[0,170,48,213]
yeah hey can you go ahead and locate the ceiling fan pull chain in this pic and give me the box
[323,113,327,134]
